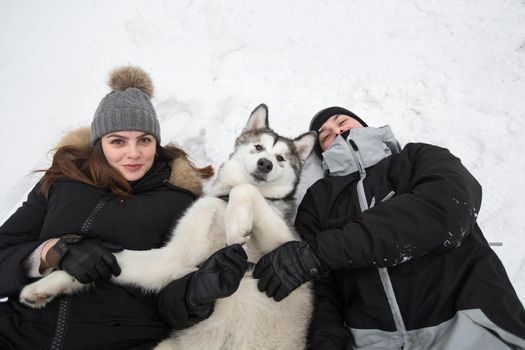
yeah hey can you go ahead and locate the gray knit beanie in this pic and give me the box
[90,66,161,144]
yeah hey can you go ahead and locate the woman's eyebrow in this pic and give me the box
[106,132,150,139]
[106,133,129,139]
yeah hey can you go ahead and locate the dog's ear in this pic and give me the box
[293,131,317,162]
[244,104,269,132]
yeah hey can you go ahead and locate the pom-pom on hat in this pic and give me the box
[309,106,367,158]
[90,65,160,144]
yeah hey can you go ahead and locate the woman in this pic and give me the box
[0,66,248,350]
[254,107,525,349]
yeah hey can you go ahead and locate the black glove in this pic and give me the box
[185,244,249,317]
[47,236,123,284]
[253,240,327,301]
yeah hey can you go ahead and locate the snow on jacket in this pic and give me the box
[0,128,206,350]
[296,127,525,349]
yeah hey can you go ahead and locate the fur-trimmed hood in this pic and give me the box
[56,127,204,196]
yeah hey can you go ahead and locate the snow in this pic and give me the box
[1,0,524,304]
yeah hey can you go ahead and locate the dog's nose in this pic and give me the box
[257,158,273,173]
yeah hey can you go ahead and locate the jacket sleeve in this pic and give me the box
[156,272,213,330]
[317,143,483,270]
[307,273,352,350]
[0,182,48,297]
[296,193,351,350]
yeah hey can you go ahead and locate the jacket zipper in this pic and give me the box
[49,298,70,350]
[347,137,369,212]
[349,137,408,347]
[48,197,109,350]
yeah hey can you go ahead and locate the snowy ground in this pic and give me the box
[1,0,524,304]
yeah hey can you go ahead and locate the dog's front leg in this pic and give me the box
[224,185,255,246]
[20,270,86,308]
[20,197,228,307]
[225,184,296,252]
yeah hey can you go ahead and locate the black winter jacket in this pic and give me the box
[0,160,202,350]
[297,142,525,349]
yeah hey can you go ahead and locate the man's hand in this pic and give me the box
[253,241,326,301]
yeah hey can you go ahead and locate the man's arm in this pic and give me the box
[296,191,351,350]
[316,143,483,270]
[307,272,352,349]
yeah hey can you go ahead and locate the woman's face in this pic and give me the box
[318,114,364,151]
[101,131,157,181]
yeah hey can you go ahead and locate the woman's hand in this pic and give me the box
[39,238,60,272]
[185,244,249,316]
[45,237,123,283]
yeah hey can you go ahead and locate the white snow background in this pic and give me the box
[1,0,524,304]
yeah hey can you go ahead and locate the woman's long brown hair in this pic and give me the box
[38,141,214,200]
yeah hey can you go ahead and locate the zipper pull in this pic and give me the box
[348,138,366,178]
[349,139,359,151]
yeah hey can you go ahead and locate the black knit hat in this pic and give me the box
[309,106,367,158]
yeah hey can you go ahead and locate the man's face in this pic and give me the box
[318,114,364,151]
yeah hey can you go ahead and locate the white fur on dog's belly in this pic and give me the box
[170,276,312,350]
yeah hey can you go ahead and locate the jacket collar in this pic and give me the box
[321,125,401,177]
[129,160,171,193]
[56,127,204,196]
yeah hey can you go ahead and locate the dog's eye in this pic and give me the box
[276,155,284,162]
[255,144,264,151]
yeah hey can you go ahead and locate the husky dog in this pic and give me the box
[20,104,316,350]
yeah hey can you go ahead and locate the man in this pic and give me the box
[253,106,525,349]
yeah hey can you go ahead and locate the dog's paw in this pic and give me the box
[225,202,253,245]
[20,281,58,309]
[19,271,82,309]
